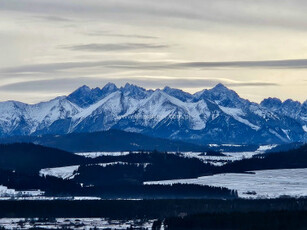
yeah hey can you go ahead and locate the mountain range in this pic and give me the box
[0,83,306,144]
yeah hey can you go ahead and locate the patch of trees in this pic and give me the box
[215,144,307,173]
[90,150,216,181]
[0,198,306,219]
[0,169,82,196]
[0,143,84,174]
[81,184,237,199]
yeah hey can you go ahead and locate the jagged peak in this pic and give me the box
[102,82,118,91]
[67,85,92,101]
[0,100,28,109]
[162,86,172,91]
[122,82,145,91]
[194,83,232,97]
[120,83,148,99]
[162,86,184,92]
[260,97,282,105]
[196,83,237,97]
[209,84,238,96]
[283,98,301,106]
[162,86,192,101]
[193,83,249,108]
[71,85,91,94]
[213,83,228,90]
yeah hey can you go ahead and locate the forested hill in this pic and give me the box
[0,129,208,152]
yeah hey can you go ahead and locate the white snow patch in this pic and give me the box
[133,91,209,130]
[269,129,288,142]
[219,106,260,131]
[0,185,17,197]
[256,144,278,152]
[282,129,291,140]
[75,152,130,158]
[303,125,307,132]
[39,165,80,180]
[0,218,156,230]
[0,185,44,198]
[73,196,101,200]
[172,145,276,166]
[87,162,150,168]
[221,144,242,147]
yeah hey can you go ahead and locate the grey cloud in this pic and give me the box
[170,59,307,69]
[0,60,145,74]
[2,59,307,76]
[0,77,278,94]
[1,0,307,31]
[129,78,278,88]
[33,15,72,22]
[115,79,278,89]
[0,59,306,78]
[63,43,168,52]
[86,31,158,39]
[0,78,112,93]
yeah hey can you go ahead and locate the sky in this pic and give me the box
[0,0,307,103]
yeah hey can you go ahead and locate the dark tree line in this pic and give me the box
[162,210,307,230]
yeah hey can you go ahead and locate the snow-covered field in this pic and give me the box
[39,162,150,181]
[74,145,277,167]
[0,185,17,197]
[75,151,130,158]
[145,168,307,199]
[0,218,155,229]
[0,185,44,199]
[175,144,277,166]
[86,162,150,168]
[39,165,80,180]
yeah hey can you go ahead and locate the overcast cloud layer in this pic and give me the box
[0,0,306,103]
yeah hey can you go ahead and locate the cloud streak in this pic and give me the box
[85,31,158,39]
[1,59,307,75]
[0,77,278,94]
[63,43,169,52]
[171,59,307,69]
[2,0,307,31]
[33,15,73,22]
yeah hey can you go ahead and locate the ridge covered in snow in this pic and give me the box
[0,83,306,144]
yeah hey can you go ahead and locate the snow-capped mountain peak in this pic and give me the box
[101,82,118,93]
[260,97,283,110]
[120,83,149,99]
[162,86,193,102]
[195,83,248,108]
[0,83,305,144]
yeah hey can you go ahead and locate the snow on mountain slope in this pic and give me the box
[0,101,28,134]
[0,98,80,136]
[218,106,260,131]
[72,92,121,126]
[0,83,305,144]
[27,97,81,133]
[123,90,209,130]
[71,90,145,132]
